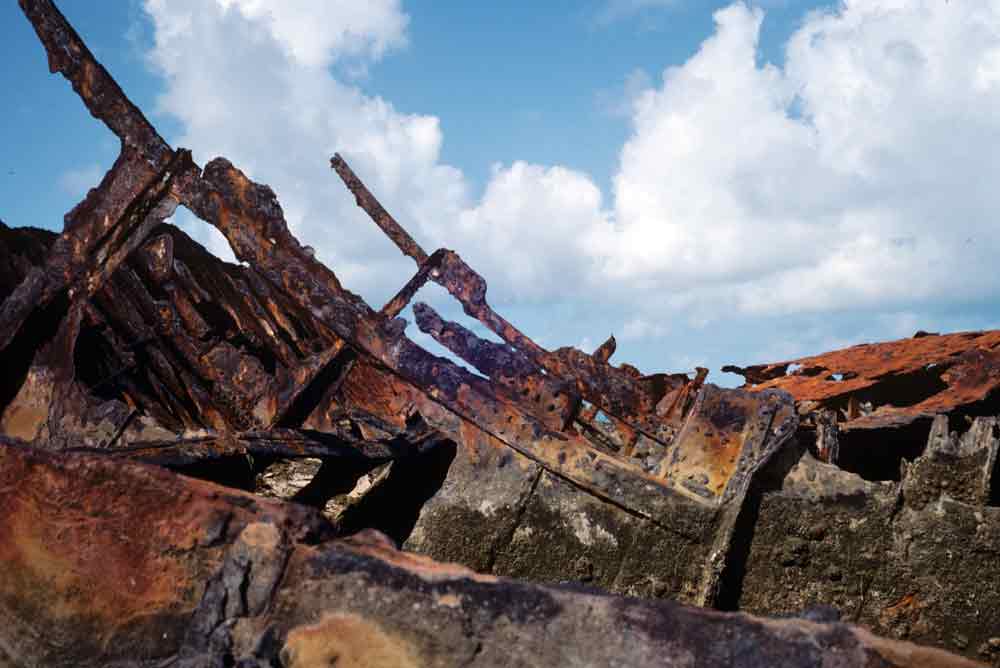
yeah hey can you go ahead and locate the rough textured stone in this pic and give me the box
[738,423,1000,664]
[0,439,981,668]
[738,450,900,622]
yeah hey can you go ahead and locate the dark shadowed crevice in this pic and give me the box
[226,332,280,376]
[74,324,128,403]
[0,290,69,415]
[714,489,763,612]
[714,438,807,611]
[277,348,357,428]
[290,456,380,508]
[836,419,931,482]
[191,297,238,339]
[825,368,949,416]
[337,438,457,546]
[485,465,543,574]
[989,443,1000,508]
[175,454,261,491]
[946,386,1000,433]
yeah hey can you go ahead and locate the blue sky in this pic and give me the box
[3,0,1000,385]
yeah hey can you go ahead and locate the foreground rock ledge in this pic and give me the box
[0,440,981,668]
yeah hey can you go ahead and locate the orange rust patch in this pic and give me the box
[0,452,206,641]
[0,369,54,441]
[732,330,1000,430]
[434,593,462,608]
[0,445,302,654]
[281,612,423,668]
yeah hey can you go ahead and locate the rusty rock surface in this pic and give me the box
[0,438,985,668]
[734,417,1000,665]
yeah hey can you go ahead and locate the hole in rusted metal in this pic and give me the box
[175,454,261,491]
[288,456,381,509]
[0,290,70,415]
[74,325,129,403]
[945,386,1000,434]
[836,419,931,482]
[337,438,457,546]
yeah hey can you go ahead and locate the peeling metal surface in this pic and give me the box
[725,330,1000,431]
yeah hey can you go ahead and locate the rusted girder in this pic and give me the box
[414,300,576,431]
[330,154,689,442]
[379,249,446,318]
[55,426,423,468]
[330,153,429,264]
[18,0,170,162]
[593,334,617,364]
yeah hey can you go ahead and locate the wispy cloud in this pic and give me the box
[595,67,653,118]
[592,0,680,27]
[58,164,104,198]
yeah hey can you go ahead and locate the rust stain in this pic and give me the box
[282,612,424,668]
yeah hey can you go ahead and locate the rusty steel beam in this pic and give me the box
[592,334,617,364]
[18,0,170,161]
[330,153,429,264]
[0,0,189,355]
[59,427,415,468]
[379,249,446,319]
[413,300,576,430]
[0,148,188,352]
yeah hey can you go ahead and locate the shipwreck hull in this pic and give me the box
[0,1,998,665]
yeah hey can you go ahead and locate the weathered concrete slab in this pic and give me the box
[738,421,1000,664]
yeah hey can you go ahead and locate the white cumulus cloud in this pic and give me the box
[141,0,1000,368]
[600,0,1000,321]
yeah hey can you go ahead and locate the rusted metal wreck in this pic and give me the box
[1,1,999,665]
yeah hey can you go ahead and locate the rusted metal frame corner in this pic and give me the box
[0,148,189,354]
[15,0,283,437]
[2,0,183,355]
[0,154,194,445]
[19,0,171,163]
[75,150,195,300]
[328,153,687,448]
[257,340,351,429]
[380,249,447,319]
[177,159,708,518]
